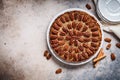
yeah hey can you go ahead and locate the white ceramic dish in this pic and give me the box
[96,0,120,24]
[47,8,104,66]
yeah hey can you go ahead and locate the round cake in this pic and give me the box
[49,10,102,62]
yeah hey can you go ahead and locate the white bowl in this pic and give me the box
[47,8,104,66]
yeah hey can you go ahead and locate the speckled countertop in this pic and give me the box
[0,0,120,80]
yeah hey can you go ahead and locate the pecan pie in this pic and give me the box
[49,11,102,62]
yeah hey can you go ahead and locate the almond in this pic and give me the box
[106,43,111,50]
[111,53,116,61]
[104,38,111,43]
[55,68,62,74]
[86,4,91,10]
[116,43,120,48]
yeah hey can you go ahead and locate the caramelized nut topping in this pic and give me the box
[50,11,102,62]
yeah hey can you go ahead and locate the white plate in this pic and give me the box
[47,8,104,66]
[97,0,120,24]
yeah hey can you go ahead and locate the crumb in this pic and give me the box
[104,38,111,43]
[55,68,62,74]
[111,53,116,61]
[116,43,120,48]
[106,43,111,50]
[86,4,91,10]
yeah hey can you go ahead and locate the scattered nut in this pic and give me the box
[44,50,52,60]
[106,44,111,50]
[104,38,111,43]
[86,4,91,10]
[44,50,48,57]
[111,53,116,61]
[46,54,52,60]
[116,43,120,48]
[55,68,62,74]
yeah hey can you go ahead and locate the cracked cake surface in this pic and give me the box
[49,10,102,62]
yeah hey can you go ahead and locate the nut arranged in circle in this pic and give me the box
[49,11,102,62]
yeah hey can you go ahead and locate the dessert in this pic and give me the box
[49,10,102,62]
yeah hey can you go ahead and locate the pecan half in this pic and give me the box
[116,43,120,48]
[111,53,116,61]
[106,43,111,50]
[55,68,62,74]
[104,38,111,43]
[86,4,91,10]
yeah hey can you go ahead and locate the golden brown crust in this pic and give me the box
[49,11,102,62]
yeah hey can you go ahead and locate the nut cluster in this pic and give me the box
[50,11,102,62]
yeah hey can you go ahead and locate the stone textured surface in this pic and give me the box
[0,0,120,80]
